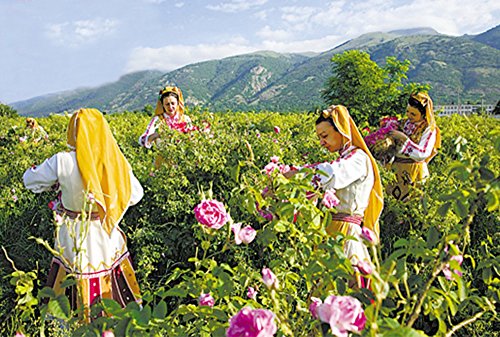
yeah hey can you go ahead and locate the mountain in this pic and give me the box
[12,26,500,116]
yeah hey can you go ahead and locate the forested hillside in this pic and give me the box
[11,26,500,116]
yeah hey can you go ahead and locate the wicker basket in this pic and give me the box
[368,135,397,165]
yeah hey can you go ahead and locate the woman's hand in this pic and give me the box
[389,130,408,145]
[283,170,298,179]
[147,132,160,143]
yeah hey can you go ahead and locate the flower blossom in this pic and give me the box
[322,189,340,209]
[356,260,374,275]
[443,255,463,280]
[309,297,322,319]
[273,126,280,134]
[317,295,366,337]
[270,156,279,163]
[15,332,26,337]
[194,199,229,229]
[226,307,277,337]
[199,293,215,307]
[364,117,400,147]
[263,162,279,176]
[102,331,115,337]
[262,267,279,289]
[361,227,378,245]
[231,223,257,245]
[278,164,290,175]
[247,286,257,300]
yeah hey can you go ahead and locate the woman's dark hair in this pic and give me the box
[315,112,339,132]
[160,91,179,103]
[408,95,426,115]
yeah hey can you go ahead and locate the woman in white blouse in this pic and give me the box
[388,92,441,201]
[23,108,143,322]
[289,105,383,288]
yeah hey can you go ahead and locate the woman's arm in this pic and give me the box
[398,127,437,162]
[23,154,59,193]
[314,150,370,190]
[138,116,160,148]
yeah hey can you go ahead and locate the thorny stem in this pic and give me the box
[444,306,493,337]
[407,197,480,327]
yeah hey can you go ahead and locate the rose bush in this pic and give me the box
[0,112,498,337]
[226,307,277,337]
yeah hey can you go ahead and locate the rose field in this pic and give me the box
[0,110,498,337]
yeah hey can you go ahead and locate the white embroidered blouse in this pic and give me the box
[312,146,374,217]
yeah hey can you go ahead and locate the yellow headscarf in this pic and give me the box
[154,86,185,120]
[322,105,384,238]
[26,118,39,129]
[67,108,132,235]
[410,92,441,163]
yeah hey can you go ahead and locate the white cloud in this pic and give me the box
[253,9,269,20]
[206,0,268,13]
[125,34,345,73]
[143,0,167,3]
[45,18,118,47]
[256,25,292,41]
[175,2,184,8]
[125,40,258,72]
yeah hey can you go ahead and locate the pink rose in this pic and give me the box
[443,255,463,280]
[322,190,340,209]
[15,332,26,337]
[102,331,115,337]
[12,195,18,202]
[194,199,229,229]
[55,213,64,224]
[231,223,257,245]
[317,295,366,337]
[270,156,279,163]
[199,293,215,307]
[309,297,322,319]
[264,162,279,176]
[87,192,95,204]
[356,260,373,275]
[48,200,58,211]
[273,126,280,134]
[262,267,278,289]
[247,286,257,300]
[258,209,274,221]
[226,307,277,337]
[361,227,378,245]
[278,164,290,175]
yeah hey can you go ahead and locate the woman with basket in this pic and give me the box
[387,92,441,201]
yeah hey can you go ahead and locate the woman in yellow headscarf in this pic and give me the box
[288,105,383,288]
[388,92,441,201]
[23,108,143,322]
[138,85,193,148]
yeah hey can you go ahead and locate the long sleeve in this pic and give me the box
[138,116,160,148]
[399,126,437,162]
[314,150,370,191]
[23,154,59,193]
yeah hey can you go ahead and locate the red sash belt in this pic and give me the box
[332,213,363,225]
[56,206,100,221]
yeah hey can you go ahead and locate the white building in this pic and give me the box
[436,104,495,116]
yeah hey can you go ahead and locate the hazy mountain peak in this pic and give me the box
[388,27,440,36]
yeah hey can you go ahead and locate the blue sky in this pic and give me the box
[1,0,499,103]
